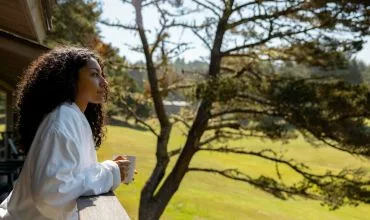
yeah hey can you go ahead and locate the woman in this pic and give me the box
[0,47,129,219]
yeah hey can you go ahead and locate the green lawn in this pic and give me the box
[97,124,370,220]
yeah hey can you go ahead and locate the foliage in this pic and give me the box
[46,0,102,47]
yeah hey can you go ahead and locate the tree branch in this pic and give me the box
[222,26,318,55]
[316,135,368,157]
[198,146,370,186]
[215,130,270,139]
[170,115,191,129]
[198,132,228,147]
[99,19,138,30]
[211,108,278,118]
[227,1,305,30]
[151,2,170,55]
[118,96,159,137]
[191,0,221,17]
[133,0,170,127]
[168,147,182,157]
[190,28,212,51]
[231,0,265,12]
[235,94,273,106]
[206,122,241,130]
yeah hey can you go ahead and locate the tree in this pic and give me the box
[45,0,102,47]
[46,0,151,120]
[103,1,370,219]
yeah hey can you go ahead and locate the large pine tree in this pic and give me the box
[104,1,370,219]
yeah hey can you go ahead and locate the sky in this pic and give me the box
[98,0,370,64]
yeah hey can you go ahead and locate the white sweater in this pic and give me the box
[0,102,121,220]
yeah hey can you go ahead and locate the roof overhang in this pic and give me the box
[0,0,53,92]
[0,0,53,43]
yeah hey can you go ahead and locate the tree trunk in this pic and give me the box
[138,200,158,220]
[138,100,212,219]
[134,0,232,219]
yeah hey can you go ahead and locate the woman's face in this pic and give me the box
[76,57,108,105]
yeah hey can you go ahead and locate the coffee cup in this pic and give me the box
[113,155,136,184]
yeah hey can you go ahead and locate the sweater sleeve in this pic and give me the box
[31,127,121,219]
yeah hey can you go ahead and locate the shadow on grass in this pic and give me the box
[107,117,148,131]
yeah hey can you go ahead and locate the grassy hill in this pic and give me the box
[98,124,370,220]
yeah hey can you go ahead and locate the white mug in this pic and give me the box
[113,155,136,184]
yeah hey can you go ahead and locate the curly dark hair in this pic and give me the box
[16,47,108,154]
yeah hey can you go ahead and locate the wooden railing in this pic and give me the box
[77,191,130,220]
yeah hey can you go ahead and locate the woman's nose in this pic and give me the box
[99,76,108,87]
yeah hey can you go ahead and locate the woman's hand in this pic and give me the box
[113,155,130,182]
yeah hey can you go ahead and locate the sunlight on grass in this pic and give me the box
[98,124,369,219]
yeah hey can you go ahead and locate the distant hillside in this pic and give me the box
[127,69,145,89]
[127,59,209,90]
[173,58,209,74]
